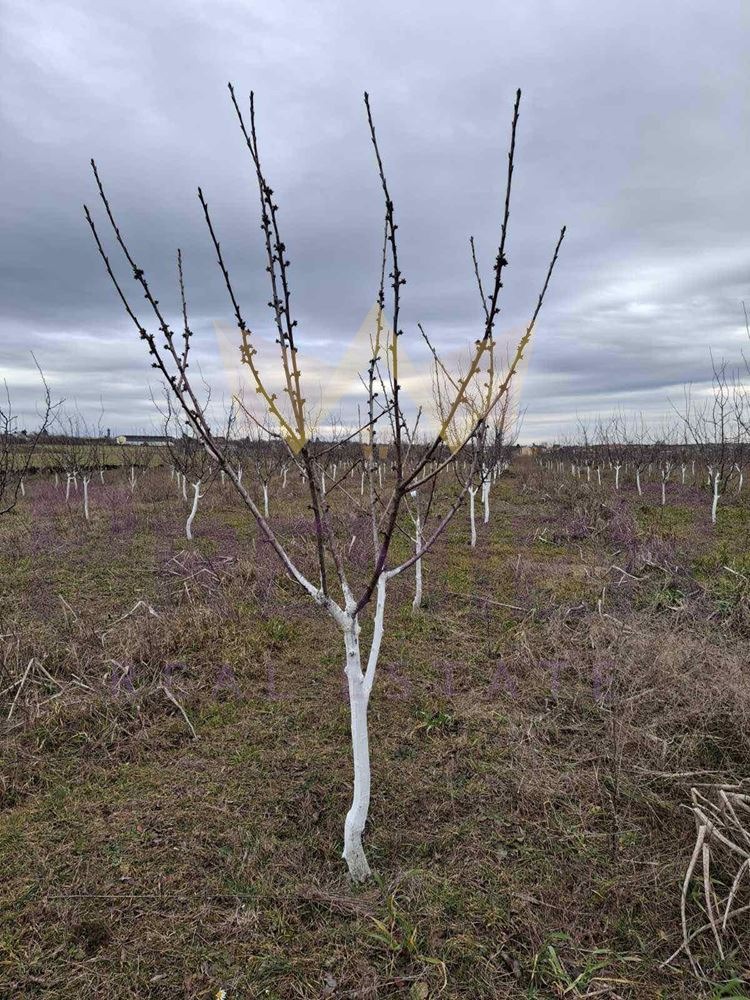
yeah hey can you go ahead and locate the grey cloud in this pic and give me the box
[1,0,748,440]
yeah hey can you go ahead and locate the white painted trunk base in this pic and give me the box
[413,514,423,611]
[468,488,477,547]
[341,578,386,881]
[186,480,202,539]
[83,476,90,520]
[711,474,720,525]
[343,637,372,882]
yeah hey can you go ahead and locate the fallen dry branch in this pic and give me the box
[667,780,750,976]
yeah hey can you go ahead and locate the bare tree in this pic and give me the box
[51,410,104,520]
[117,435,158,493]
[85,85,565,880]
[651,420,679,507]
[598,413,626,490]
[679,357,743,524]
[161,397,219,540]
[623,412,652,498]
[0,367,54,515]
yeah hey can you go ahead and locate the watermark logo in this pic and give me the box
[214,305,530,452]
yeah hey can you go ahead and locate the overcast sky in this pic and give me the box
[2,0,748,442]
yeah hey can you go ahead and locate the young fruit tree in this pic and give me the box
[52,412,103,520]
[85,85,565,880]
[160,396,219,541]
[0,370,53,515]
[680,358,743,524]
[117,435,157,493]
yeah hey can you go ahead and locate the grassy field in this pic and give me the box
[10,442,169,473]
[1,462,749,998]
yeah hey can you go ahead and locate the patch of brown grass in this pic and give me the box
[1,464,749,997]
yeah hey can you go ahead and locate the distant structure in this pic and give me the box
[118,433,172,446]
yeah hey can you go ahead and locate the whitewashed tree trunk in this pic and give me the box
[468,487,477,547]
[636,468,642,496]
[681,464,686,485]
[181,473,188,502]
[282,466,288,489]
[129,465,137,492]
[19,479,25,497]
[54,471,59,488]
[263,482,269,518]
[596,466,601,486]
[341,577,386,882]
[186,480,202,540]
[482,480,490,525]
[412,514,423,611]
[343,628,371,881]
[614,464,621,490]
[661,474,666,507]
[734,464,743,493]
[99,468,105,484]
[65,474,73,503]
[220,469,226,486]
[82,474,91,521]
[711,473,720,525]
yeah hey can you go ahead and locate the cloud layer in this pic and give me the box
[2,0,748,441]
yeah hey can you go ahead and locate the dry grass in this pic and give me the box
[1,463,749,997]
